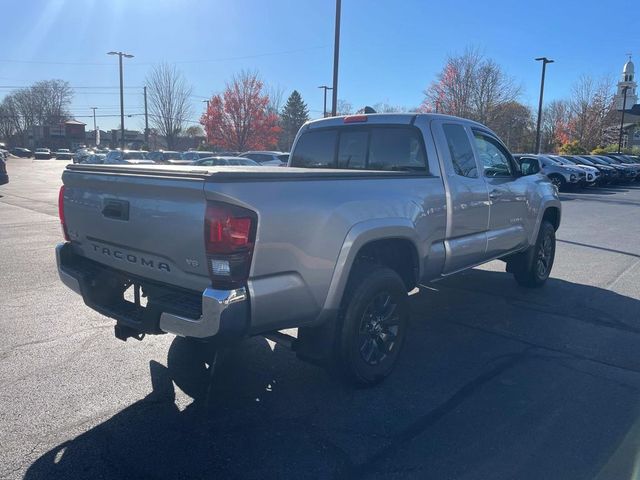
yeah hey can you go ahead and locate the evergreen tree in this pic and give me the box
[279,90,309,150]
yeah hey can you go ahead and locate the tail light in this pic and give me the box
[204,201,257,289]
[58,185,70,241]
[344,115,368,123]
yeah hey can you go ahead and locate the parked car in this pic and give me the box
[56,113,561,385]
[587,155,636,182]
[513,154,585,190]
[73,149,95,164]
[34,148,53,159]
[10,147,32,158]
[181,151,216,162]
[547,155,600,185]
[147,151,187,164]
[240,150,289,166]
[54,148,73,160]
[82,153,107,164]
[103,150,153,165]
[598,155,640,179]
[566,156,619,184]
[192,156,261,166]
[0,154,8,185]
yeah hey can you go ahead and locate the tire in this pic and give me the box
[510,220,556,288]
[548,174,565,191]
[334,264,409,386]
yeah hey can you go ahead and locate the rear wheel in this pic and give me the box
[509,220,556,288]
[335,265,409,386]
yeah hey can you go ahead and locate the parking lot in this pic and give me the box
[1,157,640,479]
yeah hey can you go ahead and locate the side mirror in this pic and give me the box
[519,158,540,176]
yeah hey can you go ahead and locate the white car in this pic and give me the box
[548,155,600,185]
[104,150,154,165]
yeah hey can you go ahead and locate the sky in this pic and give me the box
[0,0,638,132]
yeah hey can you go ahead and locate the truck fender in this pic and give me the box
[529,197,561,246]
[321,218,423,314]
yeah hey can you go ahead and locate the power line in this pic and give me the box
[0,45,328,67]
[0,85,142,89]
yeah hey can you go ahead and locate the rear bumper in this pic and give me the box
[56,243,249,340]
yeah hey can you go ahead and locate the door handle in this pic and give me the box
[489,190,503,199]
[102,199,130,220]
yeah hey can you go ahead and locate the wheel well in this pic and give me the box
[351,238,419,291]
[542,207,560,231]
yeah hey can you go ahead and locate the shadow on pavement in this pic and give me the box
[24,269,640,480]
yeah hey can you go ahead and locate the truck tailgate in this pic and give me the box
[62,168,210,292]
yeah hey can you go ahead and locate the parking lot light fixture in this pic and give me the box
[107,51,134,149]
[318,85,333,118]
[534,57,554,154]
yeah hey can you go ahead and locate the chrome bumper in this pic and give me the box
[159,287,247,338]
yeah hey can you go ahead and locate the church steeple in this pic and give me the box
[616,54,638,111]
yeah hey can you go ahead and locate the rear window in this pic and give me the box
[291,126,427,171]
[291,130,338,168]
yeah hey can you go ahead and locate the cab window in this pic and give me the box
[472,132,514,177]
[442,123,477,178]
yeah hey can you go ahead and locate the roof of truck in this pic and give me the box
[303,113,489,130]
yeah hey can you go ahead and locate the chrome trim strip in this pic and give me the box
[159,287,247,338]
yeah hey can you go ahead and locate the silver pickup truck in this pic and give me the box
[56,113,561,385]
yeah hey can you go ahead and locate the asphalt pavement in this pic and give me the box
[1,157,640,479]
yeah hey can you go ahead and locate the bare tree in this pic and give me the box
[568,76,616,150]
[370,101,407,113]
[146,64,193,149]
[541,100,571,152]
[489,101,534,152]
[266,84,285,115]
[336,99,353,116]
[421,47,521,123]
[0,79,72,145]
[185,125,204,138]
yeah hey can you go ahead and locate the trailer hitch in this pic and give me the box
[114,324,146,341]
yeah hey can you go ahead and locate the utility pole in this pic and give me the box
[318,85,333,117]
[534,57,554,154]
[91,107,98,145]
[618,86,629,153]
[144,86,149,146]
[202,100,211,145]
[107,51,134,149]
[331,0,341,116]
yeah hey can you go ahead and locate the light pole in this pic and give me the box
[618,86,629,153]
[90,107,98,145]
[144,86,149,147]
[107,51,134,149]
[331,0,341,116]
[534,57,554,154]
[318,85,333,117]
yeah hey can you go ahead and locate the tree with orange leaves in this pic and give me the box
[201,71,280,151]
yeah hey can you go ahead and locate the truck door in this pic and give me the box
[471,130,529,256]
[431,120,490,274]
